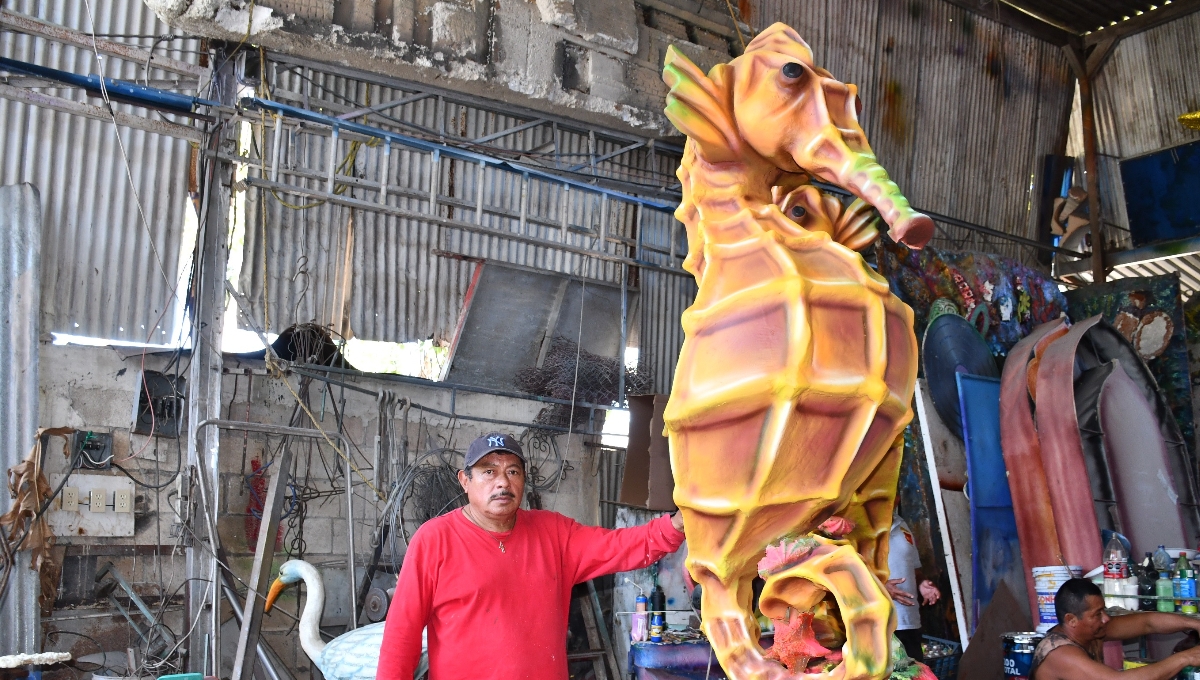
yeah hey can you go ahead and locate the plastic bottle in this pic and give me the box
[1104,535,1129,608]
[1139,554,1157,611]
[631,594,649,642]
[649,585,665,642]
[1177,554,1191,611]
[1158,571,1176,612]
[1154,545,1173,572]
[1184,569,1198,615]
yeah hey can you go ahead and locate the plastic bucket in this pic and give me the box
[1002,632,1045,678]
[1032,566,1082,633]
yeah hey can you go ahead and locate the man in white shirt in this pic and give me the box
[886,510,942,661]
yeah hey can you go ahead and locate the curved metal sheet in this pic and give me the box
[999,317,1065,618]
[1073,362,1120,535]
[1035,316,1106,571]
[1093,360,1188,556]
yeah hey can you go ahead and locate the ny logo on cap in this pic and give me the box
[488,435,506,447]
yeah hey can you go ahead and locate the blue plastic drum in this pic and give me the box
[1002,632,1044,679]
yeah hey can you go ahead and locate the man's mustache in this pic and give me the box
[489,491,516,501]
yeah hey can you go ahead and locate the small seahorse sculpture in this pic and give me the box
[662,24,925,680]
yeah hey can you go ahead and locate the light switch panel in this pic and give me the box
[90,489,106,513]
[114,490,132,514]
[61,487,78,512]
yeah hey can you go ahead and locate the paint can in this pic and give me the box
[1002,632,1044,679]
[1032,566,1082,633]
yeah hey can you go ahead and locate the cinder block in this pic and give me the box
[253,0,335,23]
[575,0,638,54]
[299,516,333,554]
[589,51,628,102]
[431,1,479,57]
[332,0,375,32]
[535,0,578,30]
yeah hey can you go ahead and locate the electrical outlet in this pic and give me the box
[61,487,78,512]
[114,490,132,514]
[90,489,107,513]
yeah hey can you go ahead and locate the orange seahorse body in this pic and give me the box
[663,24,927,680]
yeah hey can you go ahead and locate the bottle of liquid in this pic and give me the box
[1177,554,1191,611]
[649,585,666,642]
[1139,554,1158,611]
[1184,569,1198,615]
[1154,545,1173,573]
[631,594,649,642]
[1158,571,1176,612]
[1104,535,1129,608]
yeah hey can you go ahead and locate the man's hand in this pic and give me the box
[919,579,941,606]
[886,578,916,606]
[671,511,685,533]
[1177,643,1200,668]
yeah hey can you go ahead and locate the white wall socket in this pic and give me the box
[90,489,107,513]
[61,487,78,513]
[114,490,132,514]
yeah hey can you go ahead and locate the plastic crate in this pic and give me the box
[922,635,961,680]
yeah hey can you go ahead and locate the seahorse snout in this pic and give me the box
[889,213,935,250]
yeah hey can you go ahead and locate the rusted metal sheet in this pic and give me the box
[999,317,1066,618]
[1034,316,1106,571]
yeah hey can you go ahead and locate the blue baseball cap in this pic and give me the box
[464,432,525,469]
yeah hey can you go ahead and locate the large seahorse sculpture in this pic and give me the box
[663,24,929,680]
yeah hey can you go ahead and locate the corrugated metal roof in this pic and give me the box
[0,183,41,656]
[754,0,1074,262]
[0,0,200,343]
[1003,0,1183,36]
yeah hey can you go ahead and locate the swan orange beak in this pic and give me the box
[264,578,288,614]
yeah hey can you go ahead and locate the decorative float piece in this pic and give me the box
[661,23,932,680]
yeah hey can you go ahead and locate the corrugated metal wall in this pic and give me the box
[0,0,199,343]
[1083,11,1200,242]
[0,183,41,656]
[241,60,694,374]
[753,0,1075,261]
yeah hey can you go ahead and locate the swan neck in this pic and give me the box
[298,566,327,661]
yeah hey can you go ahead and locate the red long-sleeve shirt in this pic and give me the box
[376,508,685,680]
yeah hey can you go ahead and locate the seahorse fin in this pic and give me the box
[663,46,740,163]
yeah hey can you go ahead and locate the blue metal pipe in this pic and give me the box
[0,56,219,113]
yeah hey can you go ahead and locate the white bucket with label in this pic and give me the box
[1032,566,1083,633]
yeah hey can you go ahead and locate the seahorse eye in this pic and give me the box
[781,62,804,79]
[790,205,806,219]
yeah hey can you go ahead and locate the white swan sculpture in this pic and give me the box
[264,559,427,680]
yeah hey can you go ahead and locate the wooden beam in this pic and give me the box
[1083,0,1200,46]
[1084,35,1118,77]
[1064,42,1106,283]
[0,8,207,79]
[938,0,1075,45]
[0,82,204,143]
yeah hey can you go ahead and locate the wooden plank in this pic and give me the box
[0,8,207,79]
[230,449,293,680]
[937,0,1073,45]
[0,82,204,143]
[588,580,622,680]
[578,595,609,680]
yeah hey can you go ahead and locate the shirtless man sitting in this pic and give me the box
[1032,578,1200,679]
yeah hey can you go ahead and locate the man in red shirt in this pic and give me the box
[376,432,686,680]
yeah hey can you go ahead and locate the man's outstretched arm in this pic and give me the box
[1104,610,1200,641]
[567,512,686,584]
[1037,643,1200,680]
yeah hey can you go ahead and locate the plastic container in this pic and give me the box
[923,634,961,680]
[1032,566,1082,633]
[1103,536,1129,608]
[1157,572,1176,612]
[1002,632,1044,679]
[1153,545,1172,572]
[631,594,648,642]
[1183,569,1197,614]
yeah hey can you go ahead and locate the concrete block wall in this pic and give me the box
[37,343,604,680]
[152,0,742,134]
